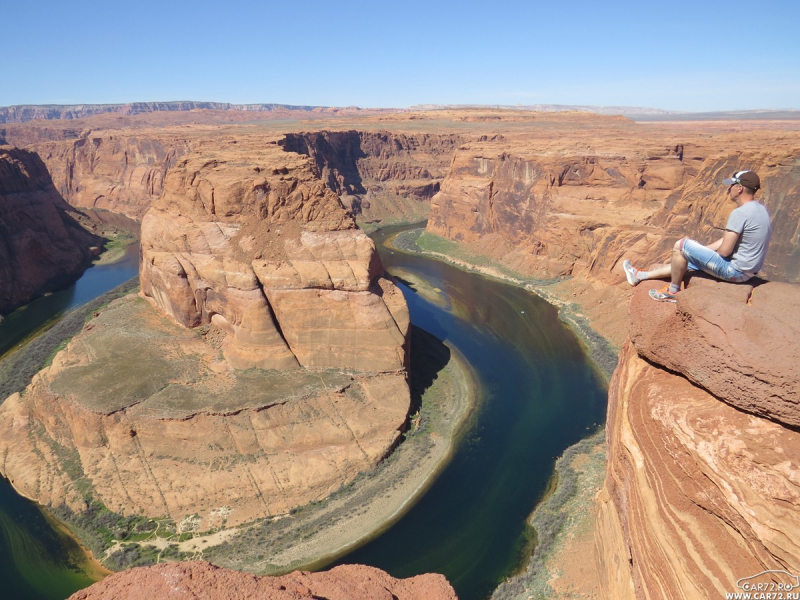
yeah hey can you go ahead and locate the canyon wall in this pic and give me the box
[0,146,103,314]
[280,130,462,224]
[33,134,191,220]
[595,277,800,599]
[4,124,460,225]
[425,117,800,343]
[428,124,800,285]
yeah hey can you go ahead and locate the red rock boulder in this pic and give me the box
[69,562,458,600]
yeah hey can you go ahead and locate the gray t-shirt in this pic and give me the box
[726,201,771,275]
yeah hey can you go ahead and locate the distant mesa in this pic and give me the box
[0,101,394,124]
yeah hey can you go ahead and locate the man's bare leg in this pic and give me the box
[623,238,688,291]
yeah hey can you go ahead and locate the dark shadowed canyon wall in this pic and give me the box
[0,146,103,314]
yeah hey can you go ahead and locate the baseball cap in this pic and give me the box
[723,170,761,190]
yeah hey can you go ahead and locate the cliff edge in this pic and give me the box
[0,146,103,314]
[595,276,800,598]
[68,562,457,600]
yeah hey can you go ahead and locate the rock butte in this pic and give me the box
[139,140,411,372]
[0,133,415,533]
[2,107,800,597]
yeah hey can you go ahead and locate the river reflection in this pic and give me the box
[331,227,607,600]
[0,475,98,599]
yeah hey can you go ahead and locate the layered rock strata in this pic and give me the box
[428,122,800,285]
[140,142,410,371]
[69,562,458,600]
[595,278,800,599]
[33,134,191,220]
[424,115,800,343]
[280,130,462,223]
[0,146,103,314]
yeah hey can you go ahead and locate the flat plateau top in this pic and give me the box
[49,294,355,418]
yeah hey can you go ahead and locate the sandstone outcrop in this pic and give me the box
[0,294,409,528]
[68,562,458,600]
[595,280,800,599]
[0,146,103,314]
[0,133,412,547]
[630,276,800,427]
[140,141,409,371]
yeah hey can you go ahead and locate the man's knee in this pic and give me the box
[674,237,687,252]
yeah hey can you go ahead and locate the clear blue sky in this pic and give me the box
[3,0,798,112]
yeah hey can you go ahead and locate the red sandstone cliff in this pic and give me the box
[280,130,462,223]
[424,116,800,343]
[68,562,458,600]
[594,277,800,598]
[0,146,103,314]
[32,134,191,220]
[139,140,410,371]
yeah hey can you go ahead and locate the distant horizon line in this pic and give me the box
[1,101,799,125]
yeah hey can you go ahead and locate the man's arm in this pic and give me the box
[704,231,740,257]
[705,237,725,252]
[715,230,740,258]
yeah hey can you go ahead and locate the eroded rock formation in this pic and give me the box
[68,562,458,600]
[0,146,103,314]
[280,130,462,223]
[595,278,800,599]
[0,295,409,528]
[33,134,191,219]
[140,142,409,371]
[0,137,412,537]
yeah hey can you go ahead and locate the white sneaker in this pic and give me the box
[623,260,640,286]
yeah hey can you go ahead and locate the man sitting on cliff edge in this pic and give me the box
[622,170,772,303]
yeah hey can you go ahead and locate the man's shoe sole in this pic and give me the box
[648,288,677,303]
